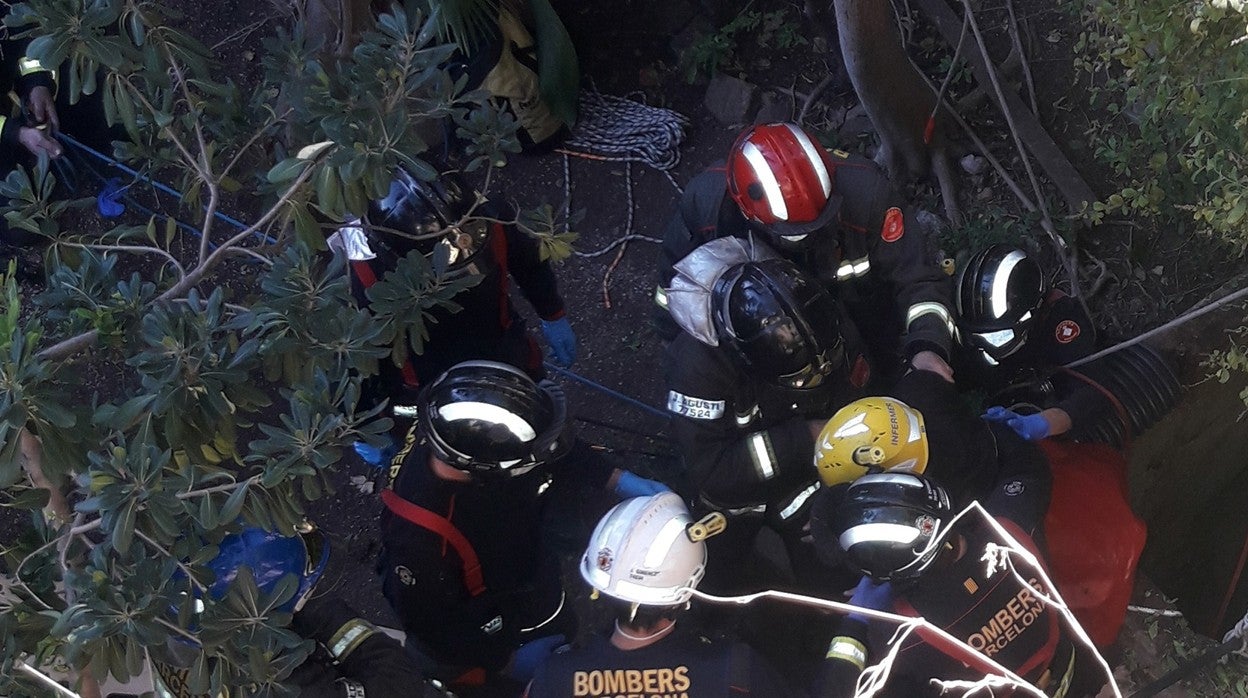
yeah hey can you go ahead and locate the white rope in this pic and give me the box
[682,500,1124,698]
[560,88,688,259]
[1128,605,1184,618]
[563,89,690,172]
[16,659,82,698]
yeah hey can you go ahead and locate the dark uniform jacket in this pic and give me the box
[662,329,870,516]
[656,154,954,364]
[285,595,448,698]
[378,430,612,677]
[342,213,566,403]
[526,629,798,698]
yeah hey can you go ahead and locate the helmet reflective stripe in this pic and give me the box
[610,579,693,605]
[906,301,955,335]
[437,402,536,441]
[841,522,921,548]
[904,408,922,443]
[778,482,820,520]
[833,412,870,439]
[643,519,689,568]
[748,432,778,480]
[786,123,833,198]
[741,142,789,221]
[991,250,1028,318]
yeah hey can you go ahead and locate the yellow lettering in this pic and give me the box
[994,609,1014,631]
[627,669,644,694]
[573,671,589,696]
[643,669,659,694]
[673,666,691,692]
[603,670,626,694]
[656,668,675,694]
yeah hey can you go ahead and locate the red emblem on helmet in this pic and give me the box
[881,207,905,243]
[1055,320,1081,344]
[726,123,834,227]
[596,547,614,572]
[916,515,937,536]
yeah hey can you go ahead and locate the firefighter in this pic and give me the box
[662,238,864,592]
[525,492,798,697]
[377,360,669,694]
[812,471,1101,697]
[954,244,1177,446]
[655,121,955,383]
[327,166,578,412]
[150,525,451,698]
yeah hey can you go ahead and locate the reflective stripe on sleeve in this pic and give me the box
[777,482,819,520]
[826,636,867,670]
[748,432,777,481]
[835,256,871,280]
[18,57,56,82]
[905,301,955,336]
[654,285,669,309]
[327,618,377,661]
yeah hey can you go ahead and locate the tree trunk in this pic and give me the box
[301,0,375,57]
[833,0,961,224]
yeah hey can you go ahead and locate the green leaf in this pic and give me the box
[112,500,138,554]
[1227,199,1247,227]
[2,487,51,511]
[266,158,307,184]
[220,480,249,523]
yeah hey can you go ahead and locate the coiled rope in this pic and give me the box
[555,88,688,305]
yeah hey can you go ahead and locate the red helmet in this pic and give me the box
[726,123,839,240]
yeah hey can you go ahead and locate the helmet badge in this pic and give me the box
[596,547,614,572]
[916,514,937,536]
[1055,320,1081,344]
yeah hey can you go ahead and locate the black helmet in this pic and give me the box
[711,259,845,389]
[831,472,952,582]
[418,361,572,477]
[956,245,1045,362]
[368,168,490,267]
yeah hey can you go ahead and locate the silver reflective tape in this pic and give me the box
[778,482,819,520]
[329,619,376,660]
[786,124,832,197]
[742,142,788,220]
[906,301,955,334]
[827,637,868,669]
[749,432,777,481]
[654,285,669,309]
[991,250,1027,319]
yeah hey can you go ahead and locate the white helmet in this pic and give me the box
[580,492,707,606]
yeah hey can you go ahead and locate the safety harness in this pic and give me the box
[380,488,485,597]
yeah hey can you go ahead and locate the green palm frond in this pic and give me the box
[426,0,503,51]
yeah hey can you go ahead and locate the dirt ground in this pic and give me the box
[5,0,1248,695]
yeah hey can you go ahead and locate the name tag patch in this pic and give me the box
[667,392,726,420]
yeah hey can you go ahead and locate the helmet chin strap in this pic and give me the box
[613,618,678,644]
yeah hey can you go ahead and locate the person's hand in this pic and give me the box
[982,406,1050,441]
[18,126,61,159]
[612,470,671,499]
[847,576,893,622]
[911,350,953,383]
[507,634,566,682]
[25,86,59,132]
[540,316,577,367]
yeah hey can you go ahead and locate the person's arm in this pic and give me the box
[815,617,871,696]
[982,426,1053,535]
[663,337,815,506]
[503,219,566,321]
[840,158,955,365]
[289,594,429,698]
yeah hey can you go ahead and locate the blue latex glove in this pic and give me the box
[982,406,1051,441]
[97,177,126,217]
[508,633,566,682]
[540,316,577,367]
[847,576,893,623]
[353,436,397,468]
[613,470,672,499]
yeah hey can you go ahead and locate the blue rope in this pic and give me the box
[544,361,669,421]
[57,132,276,245]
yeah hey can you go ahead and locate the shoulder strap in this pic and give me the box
[381,488,485,597]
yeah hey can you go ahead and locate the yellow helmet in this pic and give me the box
[814,397,929,487]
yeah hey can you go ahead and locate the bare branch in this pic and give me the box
[64,241,187,280]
